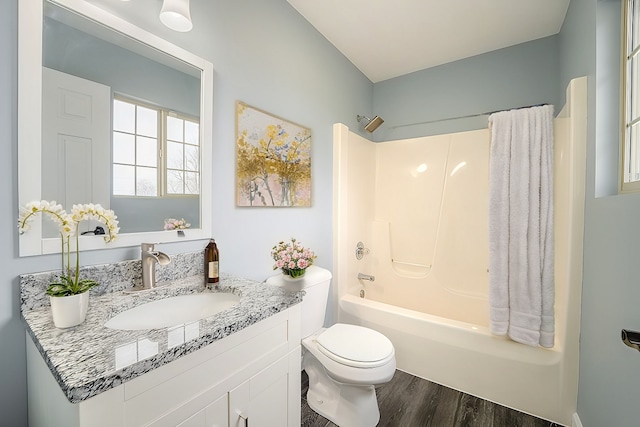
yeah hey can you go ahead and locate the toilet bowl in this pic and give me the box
[303,324,396,426]
[266,266,396,427]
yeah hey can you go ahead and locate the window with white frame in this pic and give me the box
[166,115,200,195]
[112,96,200,197]
[623,0,640,191]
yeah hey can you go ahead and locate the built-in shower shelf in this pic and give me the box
[391,259,431,268]
[391,259,431,278]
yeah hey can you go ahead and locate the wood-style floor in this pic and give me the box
[301,370,560,427]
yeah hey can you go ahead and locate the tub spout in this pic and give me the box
[358,273,375,282]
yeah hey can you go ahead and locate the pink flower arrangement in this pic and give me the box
[164,218,190,230]
[271,238,316,278]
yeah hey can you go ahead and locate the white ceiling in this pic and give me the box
[286,0,571,83]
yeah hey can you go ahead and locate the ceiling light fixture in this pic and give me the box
[160,0,193,32]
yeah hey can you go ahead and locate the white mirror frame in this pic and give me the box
[18,0,213,256]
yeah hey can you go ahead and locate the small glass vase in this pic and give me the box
[50,292,89,328]
[282,268,306,281]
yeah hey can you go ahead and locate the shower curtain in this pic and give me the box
[488,105,555,348]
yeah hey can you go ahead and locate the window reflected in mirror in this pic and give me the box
[112,97,200,199]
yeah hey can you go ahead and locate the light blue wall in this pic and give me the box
[0,2,28,425]
[566,1,640,426]
[595,0,622,197]
[372,35,561,141]
[0,0,372,424]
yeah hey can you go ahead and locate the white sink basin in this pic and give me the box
[105,292,240,330]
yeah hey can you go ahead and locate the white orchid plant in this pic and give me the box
[18,200,119,296]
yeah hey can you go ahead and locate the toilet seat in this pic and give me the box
[302,324,396,386]
[317,323,394,368]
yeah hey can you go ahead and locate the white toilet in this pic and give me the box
[266,266,396,427]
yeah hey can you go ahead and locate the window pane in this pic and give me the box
[112,96,201,197]
[167,169,183,194]
[167,116,184,142]
[632,53,640,120]
[113,132,135,164]
[185,171,199,194]
[136,166,157,196]
[629,123,640,182]
[167,141,184,169]
[113,164,135,195]
[137,106,158,137]
[185,145,199,171]
[137,136,157,167]
[185,121,199,145]
[113,100,135,133]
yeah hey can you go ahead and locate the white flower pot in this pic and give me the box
[50,292,89,328]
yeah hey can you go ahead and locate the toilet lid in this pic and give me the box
[316,324,394,368]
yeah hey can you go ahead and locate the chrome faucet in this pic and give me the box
[357,273,375,282]
[141,243,171,289]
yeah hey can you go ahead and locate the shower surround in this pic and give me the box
[332,77,586,426]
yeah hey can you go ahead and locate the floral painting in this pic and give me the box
[236,102,312,207]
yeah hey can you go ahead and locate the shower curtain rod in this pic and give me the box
[390,103,549,129]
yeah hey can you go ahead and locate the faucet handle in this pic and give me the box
[355,242,370,260]
[141,243,157,251]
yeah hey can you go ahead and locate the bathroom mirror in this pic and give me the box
[18,0,213,256]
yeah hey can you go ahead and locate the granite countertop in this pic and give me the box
[21,272,302,404]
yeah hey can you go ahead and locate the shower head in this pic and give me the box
[357,114,384,132]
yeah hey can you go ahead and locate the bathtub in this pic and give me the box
[339,295,567,422]
[332,77,586,426]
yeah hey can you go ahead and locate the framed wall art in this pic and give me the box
[236,101,312,207]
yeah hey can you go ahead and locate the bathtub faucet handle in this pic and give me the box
[358,273,375,282]
[356,242,371,260]
[622,329,640,352]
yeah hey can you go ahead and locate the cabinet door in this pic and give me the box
[176,393,228,427]
[205,394,229,427]
[229,356,289,427]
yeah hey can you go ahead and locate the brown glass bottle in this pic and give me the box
[205,239,219,284]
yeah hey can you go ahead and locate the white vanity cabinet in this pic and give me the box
[26,306,302,427]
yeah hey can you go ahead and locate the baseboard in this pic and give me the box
[572,412,583,427]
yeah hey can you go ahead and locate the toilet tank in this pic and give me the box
[265,265,332,338]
